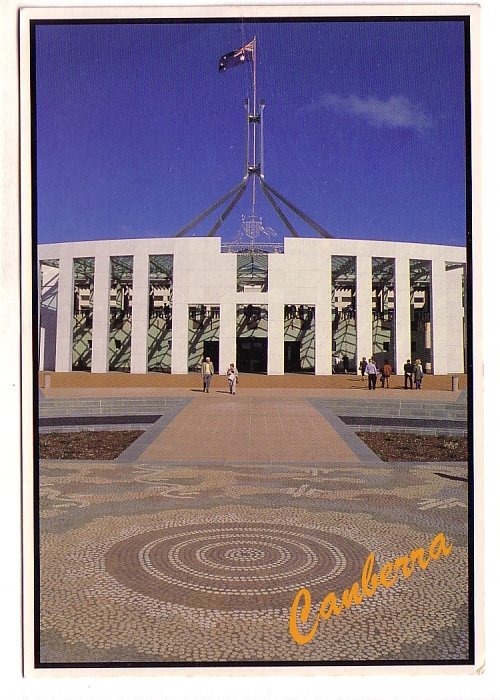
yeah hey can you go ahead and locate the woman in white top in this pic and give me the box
[226,363,239,394]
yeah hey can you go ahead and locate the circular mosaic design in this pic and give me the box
[105,522,370,611]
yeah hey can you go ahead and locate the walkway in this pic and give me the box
[138,394,361,464]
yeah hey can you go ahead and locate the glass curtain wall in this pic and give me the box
[72,258,95,371]
[284,305,315,372]
[148,255,173,372]
[237,253,268,292]
[39,259,59,371]
[331,256,356,373]
[372,257,396,367]
[236,304,268,373]
[410,260,432,370]
[188,305,220,372]
[108,256,133,372]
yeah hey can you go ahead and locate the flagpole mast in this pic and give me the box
[252,36,257,217]
[245,98,250,178]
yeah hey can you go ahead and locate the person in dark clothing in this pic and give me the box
[359,357,368,380]
[381,359,392,388]
[404,359,414,389]
[342,355,349,373]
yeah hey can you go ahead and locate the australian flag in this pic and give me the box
[218,40,254,72]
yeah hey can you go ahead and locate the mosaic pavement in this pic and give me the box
[39,457,469,665]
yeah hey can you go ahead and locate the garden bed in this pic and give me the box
[356,432,468,462]
[39,430,144,460]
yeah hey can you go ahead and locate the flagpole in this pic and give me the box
[252,37,257,216]
[253,37,257,120]
[245,98,250,178]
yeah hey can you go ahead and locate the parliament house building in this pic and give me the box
[38,235,466,377]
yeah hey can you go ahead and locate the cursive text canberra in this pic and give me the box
[289,531,453,645]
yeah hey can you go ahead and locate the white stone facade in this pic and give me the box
[38,236,466,375]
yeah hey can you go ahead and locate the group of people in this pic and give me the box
[404,358,424,390]
[201,354,425,393]
[359,357,424,390]
[201,357,239,395]
[332,354,351,373]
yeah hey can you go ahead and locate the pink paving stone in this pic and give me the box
[138,396,360,464]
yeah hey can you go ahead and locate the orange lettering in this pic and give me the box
[361,552,379,597]
[341,581,364,609]
[379,561,397,587]
[411,547,430,571]
[289,588,320,645]
[319,592,343,620]
[394,555,414,577]
[428,532,453,560]
[289,533,453,645]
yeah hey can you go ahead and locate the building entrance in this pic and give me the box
[236,338,267,373]
[284,341,301,373]
[203,340,219,373]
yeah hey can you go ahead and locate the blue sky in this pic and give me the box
[35,19,467,246]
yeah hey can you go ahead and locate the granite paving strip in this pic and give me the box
[138,395,362,464]
[39,396,191,417]
[308,401,383,464]
[316,398,467,420]
[338,415,467,432]
[114,399,193,464]
[40,414,161,427]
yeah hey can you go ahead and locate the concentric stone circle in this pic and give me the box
[105,522,371,611]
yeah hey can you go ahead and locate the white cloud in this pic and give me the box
[311,93,432,131]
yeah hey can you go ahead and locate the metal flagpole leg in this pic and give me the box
[262,180,334,239]
[259,179,300,237]
[173,181,246,238]
[206,180,249,237]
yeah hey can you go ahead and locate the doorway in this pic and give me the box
[236,338,267,373]
[203,340,219,373]
[284,341,301,373]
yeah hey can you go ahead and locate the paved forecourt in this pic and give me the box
[37,377,470,666]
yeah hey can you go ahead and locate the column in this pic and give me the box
[431,258,448,374]
[315,300,332,375]
[54,251,73,372]
[91,251,110,373]
[130,252,149,374]
[445,265,465,373]
[219,302,237,374]
[394,257,411,375]
[171,300,188,374]
[356,254,372,371]
[267,299,284,375]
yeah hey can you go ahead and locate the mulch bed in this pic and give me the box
[356,432,468,462]
[39,429,468,462]
[39,430,144,460]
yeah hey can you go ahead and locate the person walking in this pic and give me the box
[404,359,414,390]
[381,359,392,388]
[359,357,368,381]
[342,354,349,373]
[201,356,215,393]
[226,363,239,395]
[414,359,424,390]
[366,358,378,390]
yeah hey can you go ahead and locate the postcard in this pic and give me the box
[18,1,483,687]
